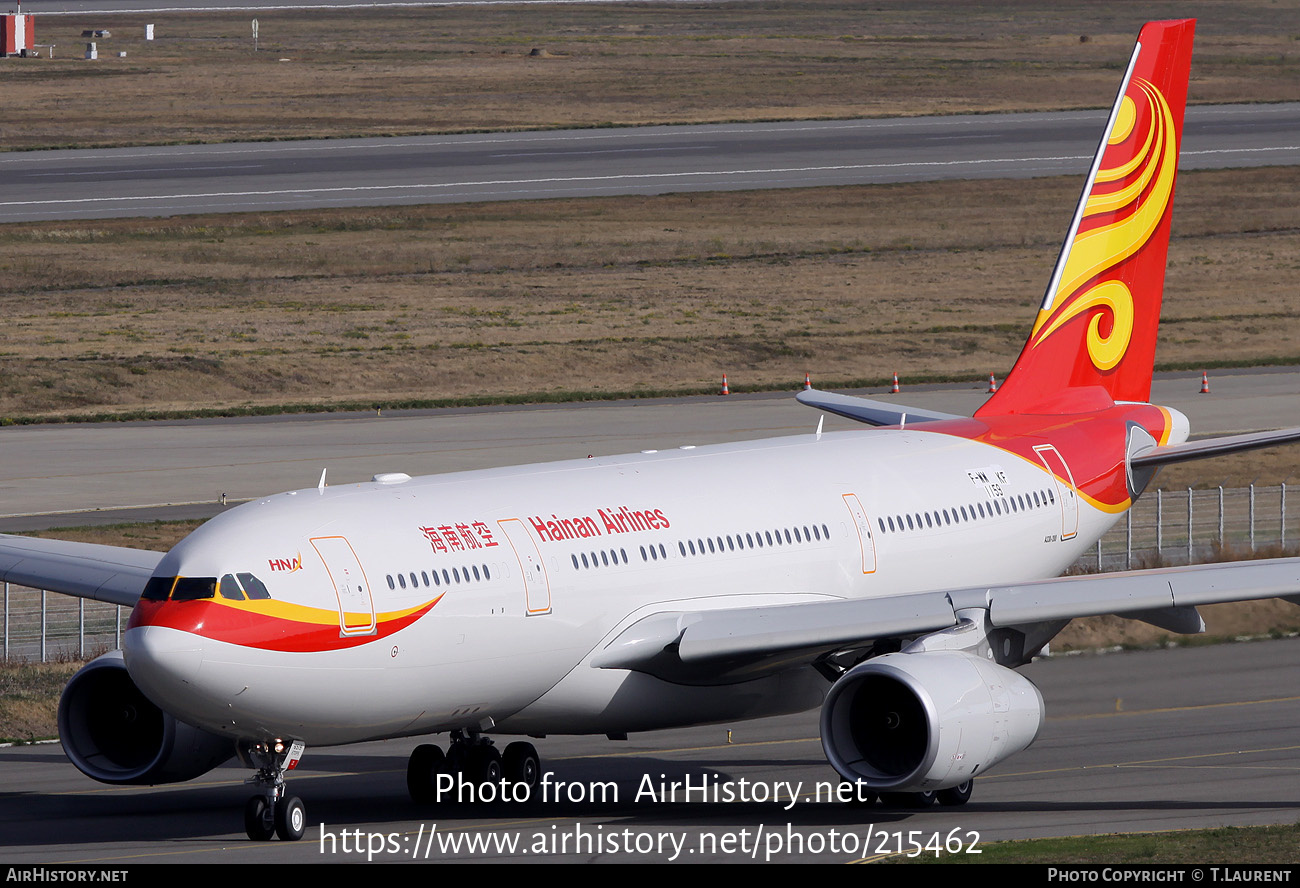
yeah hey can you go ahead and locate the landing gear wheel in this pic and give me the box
[936,780,973,806]
[407,743,446,803]
[274,795,306,841]
[466,744,502,783]
[244,795,275,841]
[503,742,541,790]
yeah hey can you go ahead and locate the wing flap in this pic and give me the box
[595,557,1300,684]
[0,534,162,607]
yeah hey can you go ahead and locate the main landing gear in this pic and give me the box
[407,731,541,804]
[242,739,308,841]
[842,780,973,809]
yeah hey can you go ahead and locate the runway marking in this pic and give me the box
[5,146,1292,217]
[0,155,1095,212]
[0,117,1097,166]
[562,735,818,760]
[22,165,265,177]
[991,743,1300,780]
[1047,693,1300,721]
[490,145,718,158]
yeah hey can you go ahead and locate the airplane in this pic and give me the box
[4,17,1300,843]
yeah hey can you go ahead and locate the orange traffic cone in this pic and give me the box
[889,372,901,394]
[720,374,730,396]
[987,373,998,394]
[803,372,812,391]
[1199,371,1210,394]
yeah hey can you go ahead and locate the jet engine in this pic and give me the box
[58,650,234,785]
[820,650,1043,792]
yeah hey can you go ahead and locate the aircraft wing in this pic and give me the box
[592,557,1300,683]
[0,534,161,607]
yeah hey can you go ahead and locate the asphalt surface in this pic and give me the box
[31,0,710,13]
[0,367,1297,529]
[2,638,1297,863]
[2,104,1297,221]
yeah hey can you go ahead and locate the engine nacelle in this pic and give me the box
[820,650,1043,792]
[58,650,234,785]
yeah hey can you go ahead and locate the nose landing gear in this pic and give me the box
[241,739,307,841]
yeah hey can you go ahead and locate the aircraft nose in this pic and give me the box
[123,625,205,704]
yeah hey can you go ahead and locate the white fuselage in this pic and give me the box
[125,425,1113,746]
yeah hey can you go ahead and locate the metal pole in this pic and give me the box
[1096,537,1102,570]
[40,589,47,663]
[1218,486,1225,548]
[1156,488,1163,556]
[1282,483,1287,548]
[116,605,122,650]
[78,597,85,659]
[1250,483,1256,552]
[1187,487,1193,563]
[1126,509,1132,569]
[2,582,7,662]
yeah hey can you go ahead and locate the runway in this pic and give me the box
[2,638,1297,862]
[32,0,720,13]
[1,366,1299,529]
[2,104,1298,221]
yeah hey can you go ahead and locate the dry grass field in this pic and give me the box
[0,166,1297,423]
[1,1,1298,150]
[1,1,1297,425]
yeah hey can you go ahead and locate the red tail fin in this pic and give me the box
[977,19,1195,417]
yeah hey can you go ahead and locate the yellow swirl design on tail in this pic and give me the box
[1029,79,1177,371]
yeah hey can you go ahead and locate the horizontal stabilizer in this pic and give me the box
[1131,426,1300,468]
[796,388,963,427]
[0,534,161,607]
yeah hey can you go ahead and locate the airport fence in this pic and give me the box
[1073,483,1299,573]
[2,587,125,662]
[2,484,1298,662]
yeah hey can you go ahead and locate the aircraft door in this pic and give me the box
[310,535,377,635]
[841,493,878,574]
[497,518,552,615]
[1032,445,1079,541]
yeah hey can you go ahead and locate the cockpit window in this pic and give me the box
[141,576,176,601]
[237,572,272,600]
[172,577,217,601]
[218,574,246,601]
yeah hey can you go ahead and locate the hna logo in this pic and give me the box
[269,553,303,573]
